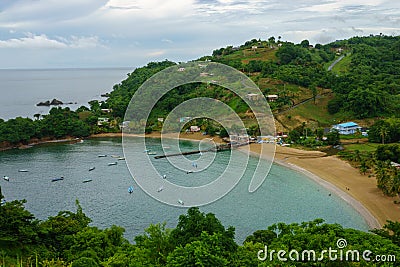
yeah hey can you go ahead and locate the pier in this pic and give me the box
[153,143,249,159]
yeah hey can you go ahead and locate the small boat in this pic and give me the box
[18,169,29,172]
[128,186,134,194]
[0,199,6,205]
[98,154,107,157]
[108,162,117,166]
[51,177,64,182]
[83,179,92,183]
[186,171,193,174]
[118,157,125,160]
[162,174,167,179]
[3,176,9,181]
[144,149,151,153]
[178,199,184,205]
[111,155,120,158]
[147,152,157,155]
[157,186,164,192]
[89,167,95,171]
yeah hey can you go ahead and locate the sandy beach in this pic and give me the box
[244,143,400,229]
[91,132,400,229]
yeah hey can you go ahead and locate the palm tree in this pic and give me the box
[380,125,388,144]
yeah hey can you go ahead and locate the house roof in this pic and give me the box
[337,122,359,128]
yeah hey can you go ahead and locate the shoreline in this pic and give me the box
[3,132,397,229]
[242,144,400,229]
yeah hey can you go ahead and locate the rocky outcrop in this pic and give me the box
[36,98,63,106]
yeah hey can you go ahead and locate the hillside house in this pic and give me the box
[267,94,278,102]
[246,93,262,101]
[331,122,361,135]
[97,117,109,126]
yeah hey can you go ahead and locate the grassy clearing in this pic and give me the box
[330,54,351,74]
[277,93,336,128]
[224,48,277,64]
[343,143,380,152]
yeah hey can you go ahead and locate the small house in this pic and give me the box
[97,117,109,126]
[246,93,261,101]
[267,94,278,102]
[331,122,361,135]
[190,126,200,132]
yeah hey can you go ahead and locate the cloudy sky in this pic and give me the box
[0,0,399,69]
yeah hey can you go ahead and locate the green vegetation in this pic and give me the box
[1,192,400,266]
[2,34,400,147]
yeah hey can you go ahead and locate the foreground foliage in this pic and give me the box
[1,190,400,266]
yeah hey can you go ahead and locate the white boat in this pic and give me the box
[147,152,157,155]
[108,162,117,166]
[83,179,93,183]
[3,176,9,181]
[0,199,6,205]
[89,167,95,171]
[162,174,167,179]
[118,157,125,160]
[18,169,28,172]
[98,154,107,157]
[157,186,164,192]
[111,155,120,158]
[178,199,184,205]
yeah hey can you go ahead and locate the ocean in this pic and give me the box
[0,68,133,120]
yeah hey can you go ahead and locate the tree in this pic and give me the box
[167,232,229,267]
[326,129,340,146]
[169,208,237,254]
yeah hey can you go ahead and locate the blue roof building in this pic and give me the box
[331,122,361,135]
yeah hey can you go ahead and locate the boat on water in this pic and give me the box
[111,155,120,158]
[18,169,28,172]
[108,162,117,166]
[3,176,9,181]
[147,152,157,155]
[98,154,107,157]
[51,177,64,182]
[144,149,151,153]
[128,186,134,194]
[89,167,95,171]
[162,174,167,179]
[178,199,184,205]
[83,179,93,183]
[118,157,125,160]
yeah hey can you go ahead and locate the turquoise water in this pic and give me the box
[0,138,369,243]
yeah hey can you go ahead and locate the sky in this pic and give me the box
[0,0,399,69]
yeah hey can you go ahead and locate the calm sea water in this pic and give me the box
[0,68,132,120]
[0,69,369,243]
[0,138,369,243]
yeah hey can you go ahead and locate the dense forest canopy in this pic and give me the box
[1,193,400,266]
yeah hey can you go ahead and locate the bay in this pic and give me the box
[0,137,369,243]
[0,68,132,120]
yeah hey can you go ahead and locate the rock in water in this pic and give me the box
[50,98,63,105]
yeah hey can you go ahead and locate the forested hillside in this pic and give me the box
[1,35,400,147]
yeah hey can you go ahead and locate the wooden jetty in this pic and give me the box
[153,143,248,159]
